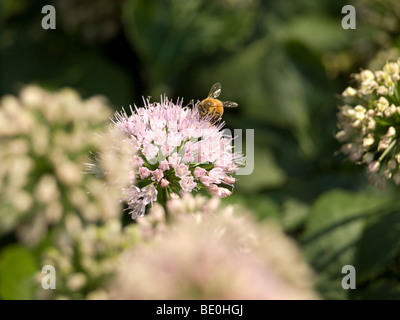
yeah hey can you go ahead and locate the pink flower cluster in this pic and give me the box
[114,96,243,218]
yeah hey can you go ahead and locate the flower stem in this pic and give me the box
[379,139,397,162]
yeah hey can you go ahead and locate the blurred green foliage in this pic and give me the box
[1,0,400,300]
[0,245,37,300]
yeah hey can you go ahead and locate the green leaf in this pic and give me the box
[278,15,351,52]
[222,193,280,221]
[359,279,400,300]
[356,209,400,283]
[281,198,309,232]
[1,0,29,19]
[0,245,38,300]
[301,189,389,299]
[122,0,257,90]
[235,147,286,192]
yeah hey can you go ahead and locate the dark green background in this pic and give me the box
[1,0,400,299]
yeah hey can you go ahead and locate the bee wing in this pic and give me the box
[222,101,238,108]
[208,82,222,98]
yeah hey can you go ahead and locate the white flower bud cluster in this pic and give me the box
[336,60,400,187]
[0,86,123,246]
[36,218,139,300]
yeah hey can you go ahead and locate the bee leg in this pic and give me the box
[200,105,208,117]
[210,114,220,125]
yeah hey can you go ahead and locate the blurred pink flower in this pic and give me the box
[108,195,318,300]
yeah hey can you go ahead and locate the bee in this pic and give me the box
[196,82,238,123]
